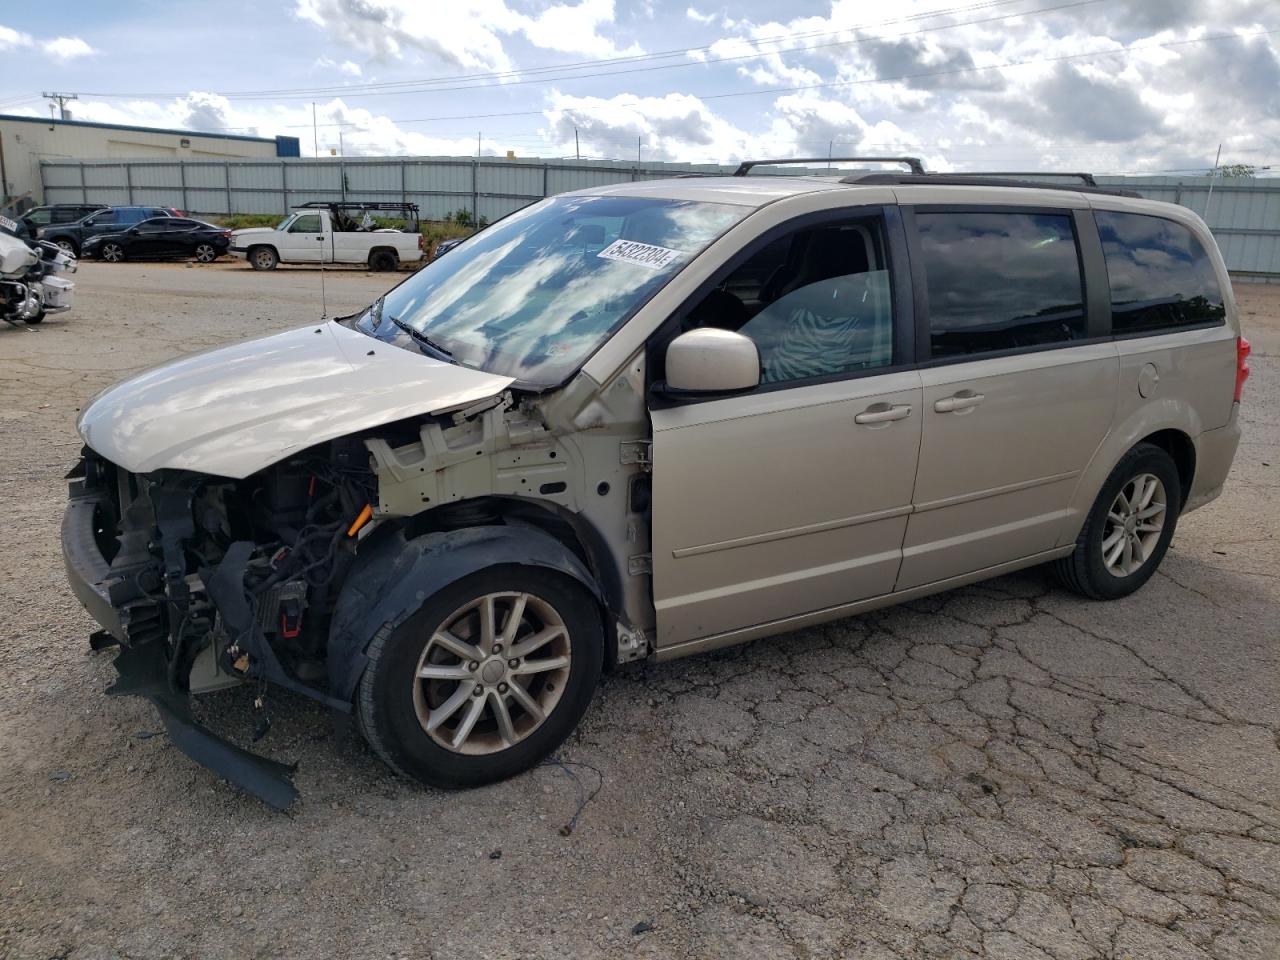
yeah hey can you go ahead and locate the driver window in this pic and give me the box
[289,214,322,234]
[682,215,896,386]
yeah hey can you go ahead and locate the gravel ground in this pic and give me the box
[1,260,1277,960]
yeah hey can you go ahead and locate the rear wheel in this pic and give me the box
[54,239,77,257]
[249,246,278,271]
[368,249,398,272]
[357,566,602,789]
[1051,443,1181,600]
[194,243,218,263]
[101,242,125,263]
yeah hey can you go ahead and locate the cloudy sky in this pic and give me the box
[0,0,1276,173]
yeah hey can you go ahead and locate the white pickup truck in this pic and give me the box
[230,202,425,271]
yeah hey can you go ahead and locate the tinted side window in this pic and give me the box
[1095,211,1225,334]
[917,212,1086,359]
[90,211,118,225]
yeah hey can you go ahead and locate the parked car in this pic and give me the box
[229,201,424,271]
[62,165,1246,808]
[39,206,176,257]
[20,203,107,232]
[82,218,231,263]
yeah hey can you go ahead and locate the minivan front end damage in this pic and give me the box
[62,440,376,808]
[62,377,654,808]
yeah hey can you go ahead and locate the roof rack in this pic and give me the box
[298,200,420,213]
[733,156,926,177]
[947,170,1098,186]
[838,172,1140,199]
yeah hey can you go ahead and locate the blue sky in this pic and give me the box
[1,0,1276,174]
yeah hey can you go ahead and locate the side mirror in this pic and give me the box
[664,328,760,393]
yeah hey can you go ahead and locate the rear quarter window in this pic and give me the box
[1095,211,1226,335]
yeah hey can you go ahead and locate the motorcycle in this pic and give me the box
[1,213,76,326]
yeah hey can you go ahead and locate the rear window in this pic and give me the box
[917,211,1086,359]
[1095,211,1226,335]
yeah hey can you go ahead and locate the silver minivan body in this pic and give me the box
[62,174,1244,803]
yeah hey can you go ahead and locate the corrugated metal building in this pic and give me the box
[32,154,1280,277]
[0,113,300,208]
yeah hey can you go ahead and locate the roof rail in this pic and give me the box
[838,172,1140,198]
[946,170,1098,187]
[733,156,926,177]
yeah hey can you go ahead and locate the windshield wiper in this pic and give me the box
[391,315,456,363]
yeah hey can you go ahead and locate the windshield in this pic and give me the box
[355,195,747,385]
[275,214,295,231]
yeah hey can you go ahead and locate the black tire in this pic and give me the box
[24,310,44,325]
[249,246,278,271]
[368,249,398,272]
[101,241,125,263]
[356,565,603,789]
[1051,443,1181,600]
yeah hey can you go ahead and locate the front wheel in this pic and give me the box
[194,243,218,263]
[357,566,602,789]
[101,242,125,263]
[1051,443,1181,600]
[249,246,278,271]
[55,239,78,257]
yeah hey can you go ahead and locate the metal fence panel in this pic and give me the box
[38,158,1280,275]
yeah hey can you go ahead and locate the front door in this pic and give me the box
[651,209,921,648]
[896,207,1118,589]
[279,212,325,262]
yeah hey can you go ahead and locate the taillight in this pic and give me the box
[417,234,424,251]
[1235,336,1251,403]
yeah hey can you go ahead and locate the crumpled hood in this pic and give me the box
[77,321,515,478]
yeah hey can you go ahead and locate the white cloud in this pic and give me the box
[339,59,362,77]
[294,0,641,72]
[0,24,33,50]
[686,7,715,25]
[42,36,94,60]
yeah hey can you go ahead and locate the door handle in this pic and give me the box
[854,403,912,425]
[934,391,985,413]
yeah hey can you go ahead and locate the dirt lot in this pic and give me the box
[1,261,1277,960]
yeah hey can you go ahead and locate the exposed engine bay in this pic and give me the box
[72,436,377,713]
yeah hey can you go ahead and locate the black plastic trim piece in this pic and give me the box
[734,156,926,176]
[842,173,1140,198]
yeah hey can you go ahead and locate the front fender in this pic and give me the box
[326,524,602,702]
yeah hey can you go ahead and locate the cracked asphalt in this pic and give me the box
[1,261,1277,960]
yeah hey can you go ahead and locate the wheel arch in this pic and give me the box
[326,519,608,703]
[1060,403,1203,548]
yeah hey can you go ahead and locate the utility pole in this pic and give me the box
[311,102,318,158]
[42,91,78,120]
[575,127,580,160]
[637,135,641,164]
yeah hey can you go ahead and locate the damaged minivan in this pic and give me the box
[63,165,1247,807]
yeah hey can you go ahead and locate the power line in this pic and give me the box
[289,27,1280,128]
[71,0,1096,102]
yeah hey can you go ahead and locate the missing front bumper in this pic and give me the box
[108,643,299,811]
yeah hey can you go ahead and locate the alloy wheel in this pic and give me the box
[1101,472,1167,577]
[102,243,124,263]
[195,243,217,263]
[412,592,572,755]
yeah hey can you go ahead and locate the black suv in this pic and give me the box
[20,203,107,232]
[39,206,175,257]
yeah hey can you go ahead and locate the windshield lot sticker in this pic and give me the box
[597,239,684,270]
